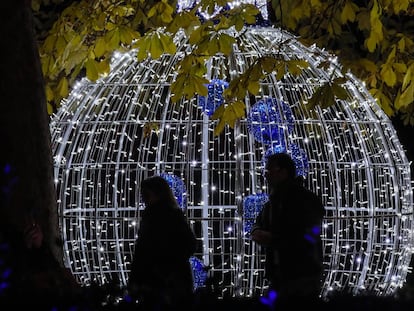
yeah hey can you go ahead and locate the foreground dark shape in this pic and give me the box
[1,283,414,311]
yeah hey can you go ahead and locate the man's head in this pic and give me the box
[264,153,296,189]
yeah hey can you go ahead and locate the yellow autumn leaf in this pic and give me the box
[45,84,54,102]
[307,84,336,110]
[85,59,99,81]
[247,80,260,95]
[159,33,176,55]
[240,4,260,24]
[42,34,57,53]
[149,34,164,59]
[171,73,186,102]
[393,63,407,74]
[64,48,88,75]
[331,83,349,100]
[261,57,277,73]
[109,28,120,49]
[148,0,174,24]
[234,16,245,32]
[231,100,246,119]
[366,34,379,52]
[96,59,110,76]
[31,0,40,11]
[211,103,225,121]
[393,0,410,13]
[225,76,246,100]
[380,64,397,87]
[168,11,200,34]
[134,36,149,61]
[340,1,359,23]
[94,12,106,31]
[189,25,204,45]
[41,55,52,76]
[275,62,286,80]
[213,117,226,136]
[223,106,238,128]
[356,9,370,31]
[386,46,396,63]
[47,102,54,115]
[218,101,246,129]
[249,64,263,81]
[190,75,209,96]
[319,85,336,109]
[119,26,135,45]
[358,58,378,73]
[370,88,394,116]
[366,3,383,52]
[402,64,413,90]
[397,82,414,109]
[193,76,208,96]
[57,77,69,99]
[160,10,174,24]
[94,37,107,58]
[287,59,309,76]
[218,33,235,55]
[55,35,67,55]
[171,73,209,102]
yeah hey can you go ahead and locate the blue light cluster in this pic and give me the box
[198,79,229,116]
[160,173,187,210]
[289,143,309,177]
[242,193,269,234]
[189,256,208,290]
[246,98,294,145]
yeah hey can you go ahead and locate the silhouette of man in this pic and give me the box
[251,153,325,306]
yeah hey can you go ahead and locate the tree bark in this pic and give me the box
[0,0,62,264]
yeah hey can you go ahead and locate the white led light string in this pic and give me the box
[49,26,413,299]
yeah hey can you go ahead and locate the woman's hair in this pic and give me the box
[140,175,179,209]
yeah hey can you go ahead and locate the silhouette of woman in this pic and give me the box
[128,175,197,309]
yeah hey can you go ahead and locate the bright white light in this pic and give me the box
[50,26,413,299]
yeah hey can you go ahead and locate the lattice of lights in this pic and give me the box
[50,26,413,299]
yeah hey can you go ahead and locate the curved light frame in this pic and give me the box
[50,26,413,299]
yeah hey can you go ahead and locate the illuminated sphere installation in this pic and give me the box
[49,26,413,299]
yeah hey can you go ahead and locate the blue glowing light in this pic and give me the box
[288,143,309,177]
[243,193,269,234]
[246,98,294,145]
[259,289,278,307]
[160,173,187,210]
[198,79,229,116]
[189,256,208,290]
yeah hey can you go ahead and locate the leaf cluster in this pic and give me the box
[269,0,414,125]
[35,0,414,136]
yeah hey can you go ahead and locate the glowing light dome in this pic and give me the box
[50,26,413,299]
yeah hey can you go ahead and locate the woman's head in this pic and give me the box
[140,175,179,209]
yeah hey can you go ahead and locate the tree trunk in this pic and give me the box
[0,0,62,265]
